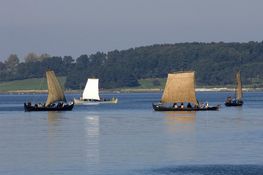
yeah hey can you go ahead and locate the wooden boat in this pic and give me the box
[225,71,243,107]
[152,71,219,111]
[152,103,219,111]
[24,70,74,112]
[73,78,118,105]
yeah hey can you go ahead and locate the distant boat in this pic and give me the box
[225,71,243,107]
[152,71,219,111]
[74,78,118,105]
[24,70,74,111]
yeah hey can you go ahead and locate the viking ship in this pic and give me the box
[24,70,74,111]
[152,71,219,111]
[225,71,243,106]
[74,78,118,105]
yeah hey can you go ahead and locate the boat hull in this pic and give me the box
[24,102,74,112]
[152,103,219,111]
[74,98,118,105]
[225,100,243,107]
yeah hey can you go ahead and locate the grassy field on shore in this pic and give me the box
[0,77,66,92]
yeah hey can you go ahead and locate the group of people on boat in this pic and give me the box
[172,102,209,109]
[225,96,243,106]
[225,96,242,104]
[25,101,70,109]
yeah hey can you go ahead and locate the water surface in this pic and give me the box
[0,92,262,175]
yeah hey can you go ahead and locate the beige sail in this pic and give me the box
[45,70,66,106]
[235,71,243,100]
[161,71,198,105]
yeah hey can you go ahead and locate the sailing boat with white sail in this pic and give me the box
[152,71,219,111]
[74,78,118,105]
[24,70,74,111]
[225,71,243,106]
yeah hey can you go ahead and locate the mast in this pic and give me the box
[235,71,243,100]
[82,78,100,100]
[161,71,198,105]
[45,70,66,106]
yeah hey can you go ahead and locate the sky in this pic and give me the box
[1,0,263,60]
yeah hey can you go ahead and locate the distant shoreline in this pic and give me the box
[0,87,262,94]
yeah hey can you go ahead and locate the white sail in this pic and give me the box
[82,78,100,100]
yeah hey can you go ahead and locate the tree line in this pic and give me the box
[1,41,263,89]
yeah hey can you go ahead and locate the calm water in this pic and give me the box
[0,92,263,175]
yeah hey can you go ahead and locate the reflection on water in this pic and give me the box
[163,111,197,163]
[47,112,101,173]
[48,111,60,124]
[85,115,100,173]
[165,111,196,133]
[47,112,62,166]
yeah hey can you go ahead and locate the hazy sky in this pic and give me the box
[1,0,263,60]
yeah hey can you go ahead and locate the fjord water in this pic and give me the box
[0,92,263,175]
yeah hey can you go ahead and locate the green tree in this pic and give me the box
[24,52,39,63]
[5,54,19,71]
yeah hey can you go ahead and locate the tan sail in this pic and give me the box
[45,70,66,106]
[161,71,198,105]
[235,71,243,100]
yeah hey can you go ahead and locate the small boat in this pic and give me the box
[225,71,243,106]
[74,78,118,105]
[152,71,219,111]
[24,70,74,112]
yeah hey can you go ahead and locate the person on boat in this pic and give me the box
[48,103,55,108]
[27,102,31,107]
[180,103,184,109]
[195,100,200,109]
[38,103,44,107]
[199,102,204,108]
[57,102,63,108]
[187,103,192,108]
[226,96,232,103]
[173,103,178,108]
[205,102,209,108]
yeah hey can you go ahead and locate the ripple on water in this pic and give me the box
[145,165,263,175]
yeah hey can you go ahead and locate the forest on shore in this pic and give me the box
[1,41,263,89]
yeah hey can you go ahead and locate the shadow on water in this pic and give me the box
[143,165,263,175]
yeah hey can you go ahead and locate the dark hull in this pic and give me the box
[225,101,243,107]
[24,102,74,112]
[152,103,219,111]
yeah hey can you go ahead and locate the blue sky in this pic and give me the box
[1,0,263,60]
